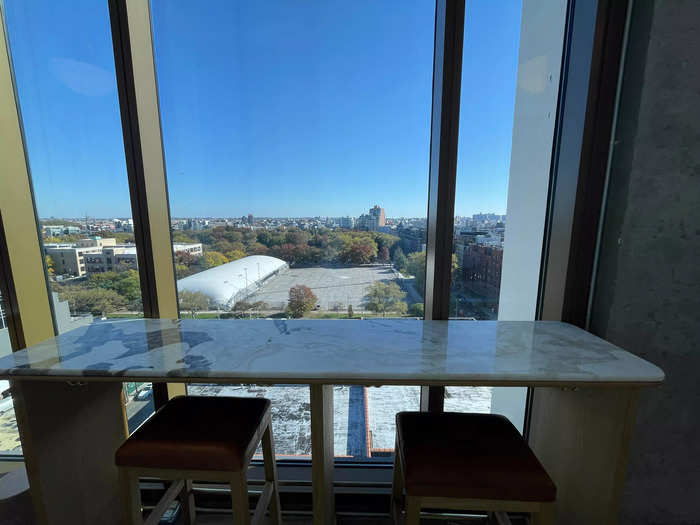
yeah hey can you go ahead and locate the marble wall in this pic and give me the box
[589,1,700,522]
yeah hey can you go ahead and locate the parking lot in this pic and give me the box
[246,265,403,312]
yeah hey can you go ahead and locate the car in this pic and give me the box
[135,387,152,401]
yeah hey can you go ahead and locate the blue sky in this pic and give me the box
[5,0,521,219]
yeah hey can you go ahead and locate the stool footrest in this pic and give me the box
[252,481,275,524]
[143,479,184,525]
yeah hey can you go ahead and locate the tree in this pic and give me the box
[225,249,246,262]
[347,304,354,318]
[406,251,426,296]
[245,242,269,255]
[58,287,127,316]
[392,246,408,272]
[363,281,407,316]
[339,238,377,265]
[408,303,424,317]
[233,300,268,318]
[285,230,310,246]
[287,284,318,318]
[114,270,141,304]
[45,255,55,276]
[179,290,211,318]
[201,251,228,269]
[378,245,390,262]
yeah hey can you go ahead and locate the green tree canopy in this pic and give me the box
[86,270,141,304]
[58,287,127,316]
[392,246,408,272]
[287,284,318,318]
[363,281,407,316]
[179,290,211,317]
[408,302,424,317]
[406,251,426,296]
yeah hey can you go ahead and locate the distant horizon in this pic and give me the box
[39,210,506,222]
[7,0,521,219]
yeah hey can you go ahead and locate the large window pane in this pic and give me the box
[3,0,152,432]
[447,0,522,413]
[151,0,433,460]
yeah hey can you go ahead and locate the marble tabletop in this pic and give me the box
[0,319,664,386]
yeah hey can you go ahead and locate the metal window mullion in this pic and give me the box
[420,0,465,412]
[108,0,182,407]
[0,8,55,349]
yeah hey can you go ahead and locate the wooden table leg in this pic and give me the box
[12,379,127,525]
[310,384,335,525]
[528,386,640,525]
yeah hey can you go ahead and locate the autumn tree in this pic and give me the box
[378,245,390,262]
[363,281,407,316]
[287,284,318,318]
[225,249,246,262]
[200,251,229,269]
[339,238,377,265]
[45,255,55,276]
[179,290,211,318]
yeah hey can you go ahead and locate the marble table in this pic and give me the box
[0,319,664,525]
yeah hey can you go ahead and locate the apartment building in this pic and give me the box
[45,237,202,276]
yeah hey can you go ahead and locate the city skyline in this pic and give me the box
[6,0,520,219]
[39,210,505,223]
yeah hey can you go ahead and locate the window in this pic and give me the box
[3,0,151,432]
[444,0,522,415]
[150,0,433,460]
[447,0,566,429]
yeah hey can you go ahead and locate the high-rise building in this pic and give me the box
[248,214,254,225]
[369,205,386,227]
[339,216,355,229]
[356,213,379,231]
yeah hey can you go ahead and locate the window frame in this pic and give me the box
[0,0,633,509]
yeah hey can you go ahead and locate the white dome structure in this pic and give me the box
[177,255,288,308]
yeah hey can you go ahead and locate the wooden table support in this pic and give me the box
[12,379,127,525]
[310,384,336,525]
[528,386,640,525]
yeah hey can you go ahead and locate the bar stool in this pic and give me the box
[115,395,281,525]
[392,412,556,525]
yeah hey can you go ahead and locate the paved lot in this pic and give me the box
[246,265,403,312]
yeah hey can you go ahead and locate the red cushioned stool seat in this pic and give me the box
[116,395,281,525]
[116,395,270,472]
[392,412,556,524]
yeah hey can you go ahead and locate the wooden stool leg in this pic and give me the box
[531,503,556,525]
[262,422,282,524]
[230,470,251,525]
[179,479,196,525]
[391,445,404,524]
[405,496,421,525]
[119,468,142,525]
